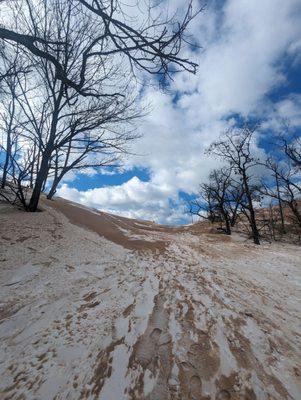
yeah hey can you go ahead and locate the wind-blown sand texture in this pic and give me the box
[0,198,300,399]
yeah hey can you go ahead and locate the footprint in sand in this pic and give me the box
[189,375,202,399]
[180,361,192,370]
[150,328,171,346]
[216,389,231,400]
[150,328,162,341]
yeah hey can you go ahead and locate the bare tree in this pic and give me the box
[46,117,140,200]
[227,181,244,227]
[189,181,221,224]
[261,158,301,228]
[282,135,301,169]
[2,0,136,211]
[0,47,30,190]
[0,0,200,212]
[260,158,286,233]
[207,126,261,244]
[205,168,233,235]
[0,118,36,210]
[189,167,244,235]
[1,0,200,94]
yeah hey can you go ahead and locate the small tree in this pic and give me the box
[189,167,244,235]
[227,180,245,227]
[205,168,233,235]
[261,158,301,228]
[0,130,36,210]
[260,158,286,233]
[189,182,218,223]
[207,126,261,244]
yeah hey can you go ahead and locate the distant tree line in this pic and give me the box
[0,0,200,211]
[189,125,301,245]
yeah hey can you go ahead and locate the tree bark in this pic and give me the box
[275,174,285,233]
[225,215,231,235]
[47,175,61,200]
[289,202,301,228]
[1,96,15,188]
[28,103,60,211]
[243,171,260,245]
[28,145,52,211]
[1,138,11,188]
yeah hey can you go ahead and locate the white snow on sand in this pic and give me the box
[0,201,300,399]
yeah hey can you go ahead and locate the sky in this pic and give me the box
[57,0,301,224]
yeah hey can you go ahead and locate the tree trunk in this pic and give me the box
[243,172,260,245]
[221,207,231,235]
[47,176,60,199]
[27,102,60,211]
[29,141,37,189]
[225,215,231,235]
[248,202,260,244]
[290,202,301,228]
[28,145,52,211]
[230,207,239,227]
[269,204,276,240]
[1,141,10,188]
[275,174,285,233]
[47,165,72,200]
[1,97,15,188]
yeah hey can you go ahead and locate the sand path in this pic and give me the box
[0,199,300,399]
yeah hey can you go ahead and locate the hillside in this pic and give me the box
[0,198,300,400]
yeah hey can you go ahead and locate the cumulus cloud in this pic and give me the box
[58,177,186,224]
[259,94,301,134]
[59,0,301,224]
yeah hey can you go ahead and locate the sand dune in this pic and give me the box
[0,199,300,399]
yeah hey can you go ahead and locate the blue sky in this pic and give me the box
[71,168,151,192]
[58,0,301,224]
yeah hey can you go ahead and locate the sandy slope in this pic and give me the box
[0,199,300,400]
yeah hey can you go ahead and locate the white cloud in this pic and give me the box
[261,94,301,133]
[60,0,301,224]
[58,177,186,224]
[274,95,301,127]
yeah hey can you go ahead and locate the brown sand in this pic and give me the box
[1,199,300,399]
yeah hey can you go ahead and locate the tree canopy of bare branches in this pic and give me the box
[189,167,244,235]
[1,0,199,212]
[0,0,200,96]
[205,126,262,244]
